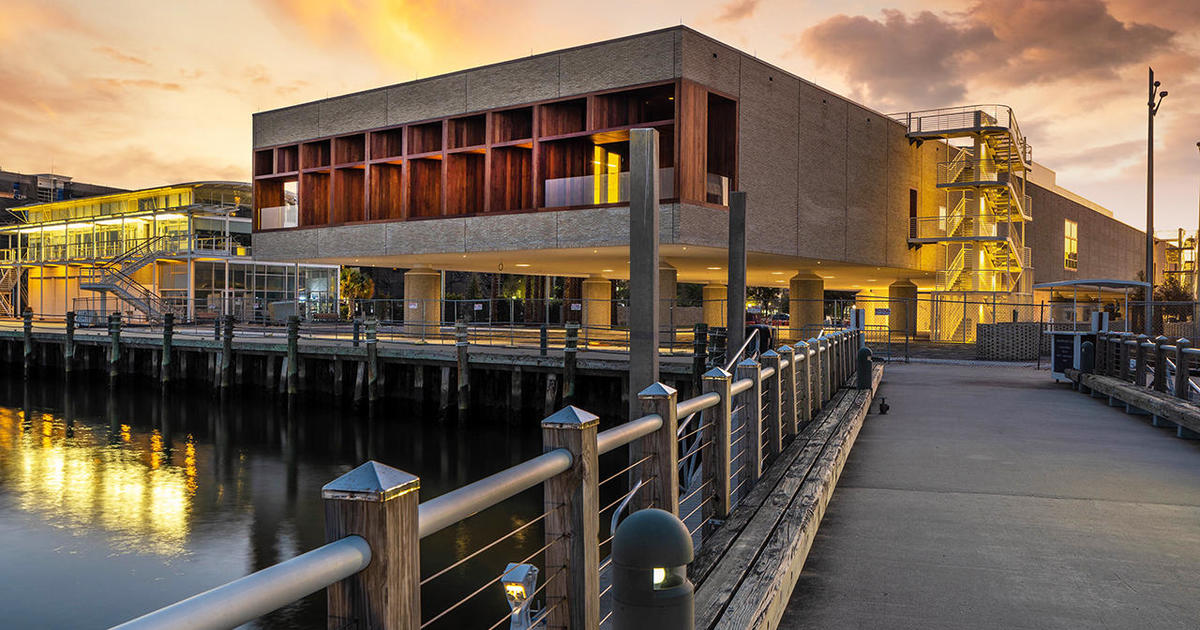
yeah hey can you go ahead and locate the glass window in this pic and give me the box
[1064,219,1078,271]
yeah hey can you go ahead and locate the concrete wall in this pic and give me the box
[677,29,933,271]
[1026,181,1164,285]
[253,29,683,148]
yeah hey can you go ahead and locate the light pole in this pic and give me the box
[1194,141,1200,300]
[1145,67,1167,334]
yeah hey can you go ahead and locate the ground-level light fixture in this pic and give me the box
[706,266,721,270]
[501,562,543,630]
[515,263,531,267]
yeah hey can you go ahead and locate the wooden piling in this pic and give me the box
[541,407,600,630]
[22,311,32,379]
[636,383,679,514]
[221,314,234,389]
[161,313,174,385]
[286,315,299,396]
[455,320,469,412]
[563,323,578,405]
[323,461,421,630]
[64,311,76,376]
[108,312,121,385]
[367,319,379,403]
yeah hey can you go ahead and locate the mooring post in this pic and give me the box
[221,314,234,389]
[108,312,121,384]
[1174,338,1191,401]
[793,340,812,424]
[353,317,362,348]
[455,320,469,412]
[1153,335,1168,392]
[777,345,797,437]
[760,349,783,459]
[692,323,708,394]
[323,461,420,630]
[1134,334,1149,387]
[701,367,733,526]
[636,383,679,515]
[162,313,174,385]
[367,318,379,403]
[64,311,76,376]
[1119,333,1132,382]
[563,322,578,405]
[22,310,33,378]
[287,315,299,396]
[541,406,601,629]
[736,358,763,485]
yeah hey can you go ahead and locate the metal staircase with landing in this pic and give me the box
[896,105,1034,340]
[79,235,173,320]
[0,267,18,317]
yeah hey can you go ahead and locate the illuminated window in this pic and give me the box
[1064,219,1078,271]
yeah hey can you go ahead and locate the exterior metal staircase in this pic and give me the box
[0,267,18,317]
[79,235,172,320]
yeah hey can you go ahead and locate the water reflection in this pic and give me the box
[0,372,599,629]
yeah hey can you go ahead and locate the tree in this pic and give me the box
[340,267,375,317]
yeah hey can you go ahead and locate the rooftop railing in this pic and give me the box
[894,104,1030,165]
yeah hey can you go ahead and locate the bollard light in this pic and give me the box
[501,562,543,630]
[613,508,693,629]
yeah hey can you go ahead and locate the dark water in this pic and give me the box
[0,370,624,629]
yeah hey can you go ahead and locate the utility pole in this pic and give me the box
[1146,68,1167,334]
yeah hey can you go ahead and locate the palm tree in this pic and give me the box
[340,267,375,318]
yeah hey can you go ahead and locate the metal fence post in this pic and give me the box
[323,461,420,630]
[736,359,763,484]
[1153,336,1168,392]
[777,345,797,437]
[221,314,234,389]
[701,368,732,525]
[760,350,783,459]
[162,312,174,385]
[64,311,76,376]
[564,323,579,405]
[22,310,33,378]
[1134,334,1149,386]
[1174,338,1191,401]
[287,315,299,396]
[541,406,601,630]
[108,312,121,384]
[637,383,679,515]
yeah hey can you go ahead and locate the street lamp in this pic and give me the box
[1146,67,1167,334]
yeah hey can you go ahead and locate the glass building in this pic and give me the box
[0,182,338,322]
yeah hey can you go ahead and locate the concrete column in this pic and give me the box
[888,278,918,335]
[702,282,727,328]
[789,271,824,337]
[727,192,747,356]
[403,267,441,335]
[629,128,660,420]
[581,274,611,332]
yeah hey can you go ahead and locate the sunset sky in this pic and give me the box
[2,0,1198,231]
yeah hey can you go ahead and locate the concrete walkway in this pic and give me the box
[780,362,1200,630]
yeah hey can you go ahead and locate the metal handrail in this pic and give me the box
[677,392,720,419]
[597,414,663,454]
[418,449,573,539]
[110,535,371,630]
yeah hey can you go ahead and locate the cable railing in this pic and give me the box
[105,326,864,630]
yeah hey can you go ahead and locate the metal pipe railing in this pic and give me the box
[677,392,720,418]
[597,413,663,454]
[730,377,753,396]
[110,535,371,630]
[418,449,573,538]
